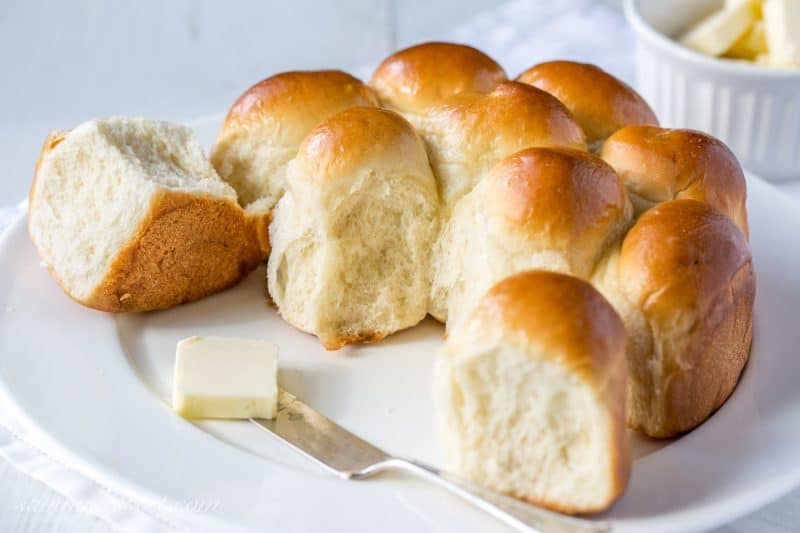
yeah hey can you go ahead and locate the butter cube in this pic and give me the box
[173,336,278,419]
[726,0,763,18]
[680,4,756,56]
[763,0,800,67]
[726,20,768,59]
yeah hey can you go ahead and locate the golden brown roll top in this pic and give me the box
[370,42,507,116]
[220,70,377,129]
[601,125,749,237]
[435,270,629,513]
[210,70,378,207]
[483,147,631,275]
[422,81,587,210]
[468,271,627,383]
[288,106,433,188]
[517,61,658,149]
[611,199,754,437]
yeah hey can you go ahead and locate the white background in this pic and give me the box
[1,1,799,531]
[0,0,498,206]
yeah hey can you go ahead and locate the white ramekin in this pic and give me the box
[625,0,800,181]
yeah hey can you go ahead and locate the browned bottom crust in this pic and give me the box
[507,490,618,516]
[320,329,391,351]
[77,190,263,312]
[247,208,273,261]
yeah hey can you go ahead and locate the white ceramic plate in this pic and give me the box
[2,117,800,533]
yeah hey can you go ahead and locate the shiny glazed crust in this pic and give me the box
[601,125,749,237]
[220,70,378,130]
[517,60,658,147]
[370,41,507,114]
[483,147,632,272]
[618,200,754,437]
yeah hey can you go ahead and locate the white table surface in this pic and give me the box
[2,1,799,531]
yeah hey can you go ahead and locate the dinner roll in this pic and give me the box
[369,42,506,123]
[267,107,439,350]
[29,118,263,313]
[601,125,749,236]
[593,200,754,438]
[421,81,587,211]
[517,61,658,150]
[210,70,378,209]
[434,270,629,514]
[430,147,631,325]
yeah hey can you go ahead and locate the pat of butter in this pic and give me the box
[680,4,755,57]
[173,336,278,419]
[763,0,800,67]
[727,20,768,59]
[726,0,763,18]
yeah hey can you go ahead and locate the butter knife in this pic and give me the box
[250,388,610,533]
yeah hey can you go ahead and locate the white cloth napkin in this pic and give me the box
[1,1,797,531]
[0,418,185,532]
[0,200,25,232]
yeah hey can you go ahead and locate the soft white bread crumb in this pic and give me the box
[434,270,630,514]
[267,107,440,349]
[29,117,261,312]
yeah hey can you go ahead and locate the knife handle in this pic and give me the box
[366,457,610,533]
